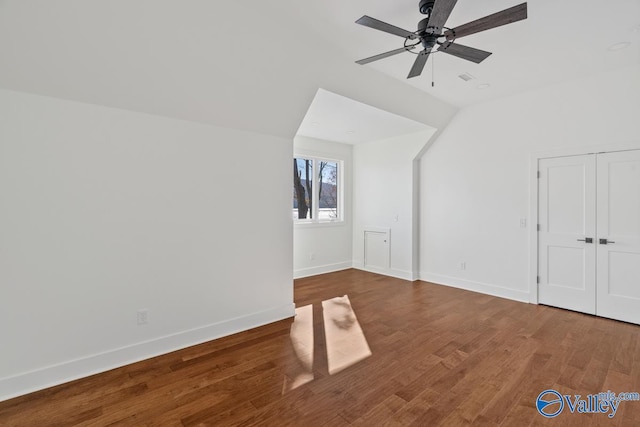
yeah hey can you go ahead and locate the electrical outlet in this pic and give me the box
[309,252,315,260]
[460,261,466,271]
[137,309,149,325]
[520,218,527,228]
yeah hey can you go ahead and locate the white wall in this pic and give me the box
[0,89,294,401]
[420,65,640,302]
[0,1,460,404]
[353,130,436,280]
[293,136,352,278]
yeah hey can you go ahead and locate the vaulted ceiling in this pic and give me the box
[0,1,455,140]
[0,1,638,139]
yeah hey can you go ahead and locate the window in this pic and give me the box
[293,157,341,222]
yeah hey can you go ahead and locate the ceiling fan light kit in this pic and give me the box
[355,0,528,79]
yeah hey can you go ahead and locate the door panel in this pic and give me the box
[547,246,585,290]
[538,155,596,314]
[546,163,587,235]
[596,150,640,324]
[608,252,640,299]
[364,230,389,271]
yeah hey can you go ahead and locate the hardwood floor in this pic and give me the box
[1,269,640,426]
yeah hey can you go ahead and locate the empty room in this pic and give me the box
[1,0,640,425]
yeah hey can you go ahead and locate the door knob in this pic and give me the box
[577,238,593,243]
[599,238,616,245]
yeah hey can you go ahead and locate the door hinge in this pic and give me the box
[537,276,540,284]
[537,171,541,179]
[537,224,541,231]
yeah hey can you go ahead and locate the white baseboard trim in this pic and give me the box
[0,303,295,403]
[419,272,530,303]
[352,262,416,282]
[294,261,352,279]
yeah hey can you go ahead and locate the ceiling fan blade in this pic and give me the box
[438,42,492,63]
[407,49,431,79]
[356,46,416,65]
[444,2,527,40]
[355,15,416,39]
[427,0,459,32]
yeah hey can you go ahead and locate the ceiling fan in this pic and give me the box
[355,0,528,79]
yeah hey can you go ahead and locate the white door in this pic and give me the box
[538,155,597,314]
[596,150,640,324]
[364,230,389,271]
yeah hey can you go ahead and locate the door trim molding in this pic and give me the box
[528,141,640,304]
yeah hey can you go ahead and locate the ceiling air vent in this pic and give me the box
[458,72,476,82]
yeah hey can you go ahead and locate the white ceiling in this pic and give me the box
[0,1,458,139]
[296,89,434,144]
[0,1,637,140]
[293,0,640,107]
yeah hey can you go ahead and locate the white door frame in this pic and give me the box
[528,141,640,304]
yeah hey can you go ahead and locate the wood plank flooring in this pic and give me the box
[1,269,640,426]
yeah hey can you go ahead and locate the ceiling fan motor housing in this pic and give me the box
[417,17,440,48]
[418,16,441,33]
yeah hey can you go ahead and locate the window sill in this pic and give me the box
[293,220,346,228]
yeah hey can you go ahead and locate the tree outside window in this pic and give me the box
[293,158,313,219]
[293,157,340,222]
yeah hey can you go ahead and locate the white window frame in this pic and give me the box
[293,155,344,225]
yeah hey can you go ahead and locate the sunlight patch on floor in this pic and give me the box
[322,295,372,375]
